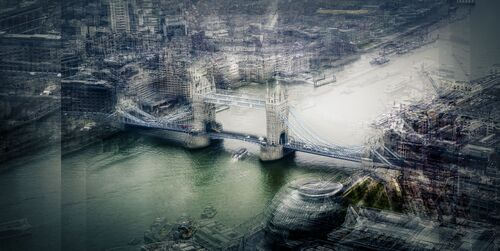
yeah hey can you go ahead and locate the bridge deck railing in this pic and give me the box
[202,91,266,108]
[285,140,365,162]
[208,131,265,145]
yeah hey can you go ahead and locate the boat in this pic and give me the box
[396,48,409,55]
[0,218,32,240]
[200,206,217,219]
[313,74,337,87]
[370,56,390,65]
[232,148,248,160]
[340,89,353,95]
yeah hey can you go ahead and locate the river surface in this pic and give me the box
[1,5,498,250]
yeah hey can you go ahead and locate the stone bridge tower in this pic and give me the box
[191,69,215,131]
[186,64,216,148]
[260,80,291,161]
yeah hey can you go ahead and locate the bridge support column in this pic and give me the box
[186,99,213,149]
[260,145,286,161]
[184,133,210,149]
[260,79,293,161]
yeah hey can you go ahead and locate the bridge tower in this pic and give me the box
[260,80,292,161]
[186,66,216,149]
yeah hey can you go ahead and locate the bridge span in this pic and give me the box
[284,142,364,163]
[115,82,393,166]
[121,118,367,163]
[203,90,266,109]
[208,131,264,145]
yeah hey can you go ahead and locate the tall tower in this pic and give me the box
[190,64,216,132]
[109,0,131,33]
[260,80,290,161]
[180,67,215,149]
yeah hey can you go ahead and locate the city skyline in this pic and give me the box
[0,0,498,250]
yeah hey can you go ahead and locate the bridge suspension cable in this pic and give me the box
[283,107,365,154]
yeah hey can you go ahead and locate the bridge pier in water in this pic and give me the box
[184,101,214,149]
[183,133,211,149]
[260,80,293,161]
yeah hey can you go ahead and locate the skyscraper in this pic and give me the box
[109,0,131,33]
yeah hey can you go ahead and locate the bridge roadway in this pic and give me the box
[124,121,364,162]
[119,106,367,163]
[284,142,363,163]
[208,131,264,144]
[123,120,265,145]
[122,114,366,162]
[209,131,366,162]
[207,131,365,163]
[120,110,263,142]
[203,91,266,109]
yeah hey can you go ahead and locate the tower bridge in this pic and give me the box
[116,79,390,165]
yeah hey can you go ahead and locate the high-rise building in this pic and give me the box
[160,36,190,99]
[135,0,159,34]
[109,0,131,33]
[0,33,61,74]
[0,1,45,34]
